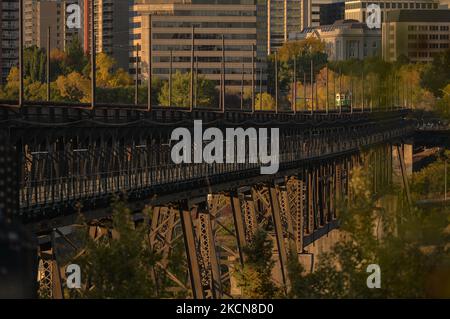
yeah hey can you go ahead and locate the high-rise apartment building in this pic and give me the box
[301,0,343,29]
[131,0,267,93]
[1,0,19,85]
[320,1,344,25]
[267,0,302,53]
[382,9,450,62]
[345,0,440,23]
[83,0,130,70]
[23,0,73,51]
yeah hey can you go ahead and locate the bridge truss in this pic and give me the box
[0,105,412,298]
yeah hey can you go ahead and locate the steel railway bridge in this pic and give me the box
[0,102,414,299]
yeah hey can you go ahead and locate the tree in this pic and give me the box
[255,92,276,111]
[95,53,132,88]
[158,71,218,107]
[434,84,450,120]
[69,201,159,298]
[235,229,282,298]
[24,46,46,83]
[55,72,90,102]
[421,49,450,97]
[288,166,450,298]
[268,39,328,106]
[65,37,87,74]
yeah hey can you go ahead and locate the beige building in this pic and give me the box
[382,10,450,62]
[301,0,344,29]
[1,0,20,85]
[131,0,267,92]
[289,19,381,60]
[345,0,440,23]
[267,0,302,53]
[24,0,71,50]
[91,0,130,70]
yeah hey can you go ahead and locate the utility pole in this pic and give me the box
[195,56,198,108]
[169,50,173,107]
[275,52,278,113]
[445,159,448,202]
[19,0,24,107]
[303,72,306,111]
[90,0,96,109]
[326,66,329,114]
[147,15,152,111]
[350,73,353,113]
[333,69,336,111]
[259,62,263,111]
[339,68,342,113]
[361,69,365,112]
[47,26,51,101]
[221,34,225,112]
[190,26,195,111]
[293,56,297,114]
[135,45,139,105]
[310,60,314,114]
[251,45,255,113]
[241,61,244,110]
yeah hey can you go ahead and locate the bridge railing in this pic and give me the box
[17,122,412,220]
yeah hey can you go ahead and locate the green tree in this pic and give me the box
[69,201,159,298]
[435,84,450,119]
[24,45,46,83]
[65,37,88,74]
[421,50,450,97]
[55,72,90,102]
[288,166,450,298]
[235,229,282,298]
[255,92,276,111]
[158,71,218,107]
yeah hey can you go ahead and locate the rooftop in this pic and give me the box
[385,9,450,22]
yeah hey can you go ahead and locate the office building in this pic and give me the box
[83,0,130,70]
[301,0,344,29]
[382,9,450,62]
[0,0,19,85]
[23,0,75,51]
[320,1,344,25]
[131,0,267,93]
[290,19,381,60]
[267,0,302,53]
[345,0,440,23]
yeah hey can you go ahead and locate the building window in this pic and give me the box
[408,34,417,40]
[440,34,449,40]
[430,34,439,40]
[418,25,427,31]
[430,26,438,31]
[408,25,416,31]
[441,43,450,49]
[440,26,449,31]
